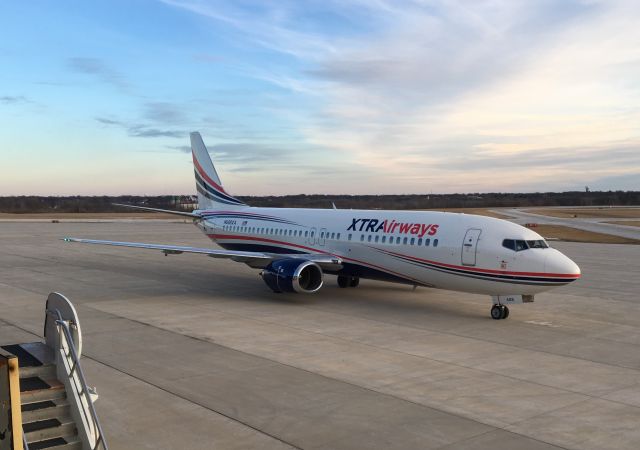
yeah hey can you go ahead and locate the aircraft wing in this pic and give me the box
[62,238,343,270]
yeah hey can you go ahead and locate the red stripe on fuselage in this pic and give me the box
[376,248,580,279]
[209,233,579,280]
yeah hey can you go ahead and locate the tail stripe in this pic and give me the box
[196,183,245,206]
[192,155,229,195]
[194,170,245,205]
[190,131,246,210]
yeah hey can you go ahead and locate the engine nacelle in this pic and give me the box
[261,259,323,294]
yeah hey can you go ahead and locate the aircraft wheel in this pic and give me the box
[337,275,350,288]
[501,305,510,319]
[349,277,360,288]
[490,304,503,320]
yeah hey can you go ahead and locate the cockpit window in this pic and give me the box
[527,240,548,249]
[502,239,516,251]
[503,239,543,251]
[515,240,528,251]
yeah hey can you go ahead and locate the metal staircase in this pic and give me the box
[0,293,107,450]
[4,343,80,449]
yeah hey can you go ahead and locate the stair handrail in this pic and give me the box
[22,427,29,450]
[47,309,108,450]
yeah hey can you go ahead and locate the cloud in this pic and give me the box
[168,141,292,161]
[67,57,129,91]
[128,126,184,138]
[0,95,30,104]
[162,0,640,193]
[144,102,186,124]
[166,144,192,153]
[95,116,184,139]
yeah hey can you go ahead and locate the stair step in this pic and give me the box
[22,400,71,423]
[20,364,57,380]
[1,344,43,367]
[28,436,82,450]
[21,376,52,392]
[49,439,82,450]
[25,416,76,444]
[21,379,66,404]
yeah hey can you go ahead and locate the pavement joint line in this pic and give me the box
[433,427,570,450]
[81,304,631,450]
[301,302,640,374]
[0,315,302,450]
[0,309,571,450]
[95,298,633,408]
[503,397,596,432]
[7,257,637,400]
[4,261,640,376]
[80,356,303,450]
[86,299,640,414]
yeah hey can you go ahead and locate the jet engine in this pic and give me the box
[261,259,323,293]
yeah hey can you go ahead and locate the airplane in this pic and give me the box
[65,132,581,320]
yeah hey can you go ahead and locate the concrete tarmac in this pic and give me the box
[1,221,640,449]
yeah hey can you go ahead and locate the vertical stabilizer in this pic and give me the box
[190,132,246,210]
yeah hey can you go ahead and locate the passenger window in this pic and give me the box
[337,233,340,240]
[425,239,430,246]
[360,235,365,242]
[403,237,408,245]
[331,232,335,239]
[382,236,386,243]
[348,234,352,241]
[305,231,308,237]
[320,231,324,238]
[433,239,438,247]
[375,235,379,243]
[418,238,422,245]
[410,238,415,245]
[367,235,372,242]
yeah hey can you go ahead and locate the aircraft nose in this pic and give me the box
[545,249,581,281]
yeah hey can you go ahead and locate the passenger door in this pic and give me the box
[461,228,482,266]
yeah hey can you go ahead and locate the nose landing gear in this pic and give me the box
[490,304,509,320]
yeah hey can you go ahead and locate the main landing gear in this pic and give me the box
[490,304,509,320]
[337,275,360,288]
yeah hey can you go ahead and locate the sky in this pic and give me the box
[1,0,639,196]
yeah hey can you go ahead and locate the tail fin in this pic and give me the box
[190,132,247,210]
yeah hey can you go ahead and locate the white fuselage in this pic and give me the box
[195,207,581,295]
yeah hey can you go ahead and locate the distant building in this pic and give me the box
[172,195,198,211]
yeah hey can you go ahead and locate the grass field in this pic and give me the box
[427,208,510,219]
[532,224,639,244]
[526,207,640,219]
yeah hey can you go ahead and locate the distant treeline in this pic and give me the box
[0,191,638,213]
